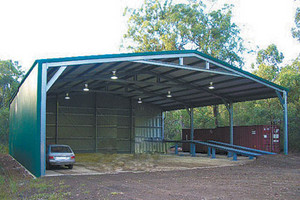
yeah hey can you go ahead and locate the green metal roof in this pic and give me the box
[11,50,288,110]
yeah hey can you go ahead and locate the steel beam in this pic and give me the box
[46,66,67,92]
[134,60,241,77]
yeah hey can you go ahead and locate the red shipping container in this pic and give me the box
[182,125,280,153]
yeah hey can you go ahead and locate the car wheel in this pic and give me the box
[68,164,73,169]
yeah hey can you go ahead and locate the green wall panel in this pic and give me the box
[9,64,42,177]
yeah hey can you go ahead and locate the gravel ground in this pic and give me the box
[45,154,300,200]
[1,153,299,199]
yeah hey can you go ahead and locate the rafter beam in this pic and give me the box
[148,71,231,102]
[134,60,241,77]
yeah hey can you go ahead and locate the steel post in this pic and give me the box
[208,147,211,157]
[229,103,234,145]
[211,148,216,158]
[233,153,237,161]
[190,108,195,157]
[95,93,98,153]
[175,143,178,155]
[55,95,59,144]
[283,91,288,155]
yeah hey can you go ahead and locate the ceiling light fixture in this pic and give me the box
[83,83,89,92]
[65,93,70,100]
[208,82,215,90]
[166,91,172,98]
[111,70,118,80]
[138,98,142,104]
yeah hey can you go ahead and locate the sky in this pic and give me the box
[0,0,299,72]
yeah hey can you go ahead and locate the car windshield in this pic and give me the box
[51,146,72,153]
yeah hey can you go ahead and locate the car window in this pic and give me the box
[51,146,72,153]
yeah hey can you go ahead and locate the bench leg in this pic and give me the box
[249,156,254,160]
[233,153,237,161]
[227,152,233,157]
[208,147,211,157]
[191,144,196,157]
[175,143,178,155]
[211,148,216,159]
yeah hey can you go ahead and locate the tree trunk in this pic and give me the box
[213,105,219,127]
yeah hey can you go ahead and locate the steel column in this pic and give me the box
[40,63,47,176]
[55,96,59,144]
[283,91,288,155]
[130,99,134,153]
[95,93,98,153]
[190,108,195,157]
[229,103,234,145]
[211,148,216,158]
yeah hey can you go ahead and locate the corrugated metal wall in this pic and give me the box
[134,103,164,153]
[46,92,164,154]
[9,64,42,177]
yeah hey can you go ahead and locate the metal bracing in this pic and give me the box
[134,60,241,77]
[46,66,67,92]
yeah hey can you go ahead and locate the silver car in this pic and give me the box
[46,144,75,169]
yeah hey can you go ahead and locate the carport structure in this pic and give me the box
[9,50,288,177]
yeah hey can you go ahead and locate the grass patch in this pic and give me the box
[76,153,162,172]
[0,144,8,154]
[0,173,71,199]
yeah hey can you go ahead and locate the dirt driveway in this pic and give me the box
[1,153,299,199]
[42,154,299,200]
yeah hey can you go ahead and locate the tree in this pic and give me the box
[0,60,23,147]
[276,57,300,151]
[0,60,23,108]
[123,0,245,135]
[291,7,300,42]
[123,0,245,67]
[252,44,284,81]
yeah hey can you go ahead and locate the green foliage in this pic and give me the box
[291,7,300,42]
[0,60,23,146]
[123,0,244,67]
[0,60,23,108]
[253,44,284,81]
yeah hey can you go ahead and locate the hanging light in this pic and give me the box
[138,98,142,104]
[166,91,172,98]
[208,81,215,90]
[65,93,70,100]
[111,70,118,80]
[83,83,89,92]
